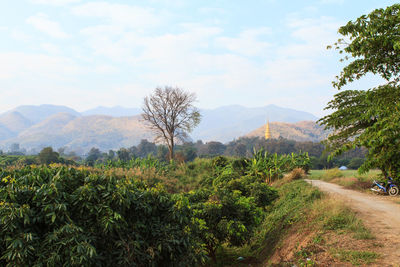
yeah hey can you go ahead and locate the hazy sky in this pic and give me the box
[0,0,397,116]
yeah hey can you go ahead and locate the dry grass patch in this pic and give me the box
[321,168,344,181]
[273,168,306,187]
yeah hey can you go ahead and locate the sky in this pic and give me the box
[0,0,397,116]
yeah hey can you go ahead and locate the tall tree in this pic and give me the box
[117,148,131,161]
[136,139,157,158]
[142,86,201,160]
[320,4,400,178]
[86,147,102,166]
[38,147,60,165]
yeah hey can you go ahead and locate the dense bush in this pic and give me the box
[187,188,264,261]
[0,166,206,266]
[183,157,278,261]
[0,150,311,265]
[0,155,38,167]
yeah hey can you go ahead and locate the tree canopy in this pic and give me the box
[320,4,400,178]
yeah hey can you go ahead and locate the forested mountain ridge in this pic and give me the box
[0,104,323,152]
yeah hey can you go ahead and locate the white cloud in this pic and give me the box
[26,13,69,39]
[283,16,341,57]
[72,2,161,29]
[40,43,61,54]
[79,22,222,63]
[0,52,82,80]
[254,16,344,115]
[75,18,276,108]
[94,64,118,74]
[74,11,340,114]
[216,27,272,57]
[30,0,81,5]
[11,30,32,42]
[3,0,346,116]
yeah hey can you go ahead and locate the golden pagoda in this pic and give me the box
[265,121,271,140]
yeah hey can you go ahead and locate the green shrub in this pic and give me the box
[212,156,229,168]
[187,189,264,262]
[0,166,206,266]
[185,159,278,262]
[0,155,39,167]
[231,158,249,175]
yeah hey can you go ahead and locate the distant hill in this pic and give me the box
[3,115,154,152]
[61,115,152,151]
[192,105,318,143]
[82,106,142,117]
[0,124,14,140]
[245,121,326,142]
[14,113,78,149]
[9,104,80,124]
[0,111,33,134]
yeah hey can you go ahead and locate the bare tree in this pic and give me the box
[142,86,201,160]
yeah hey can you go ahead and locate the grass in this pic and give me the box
[312,198,374,240]
[214,180,323,265]
[253,180,323,255]
[215,179,377,266]
[330,249,379,265]
[309,169,380,182]
[309,169,381,191]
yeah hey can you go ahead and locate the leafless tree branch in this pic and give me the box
[141,86,201,160]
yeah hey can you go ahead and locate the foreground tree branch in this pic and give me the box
[320,4,400,178]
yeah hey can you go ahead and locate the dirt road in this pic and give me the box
[305,179,400,266]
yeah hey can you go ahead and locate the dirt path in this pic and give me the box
[305,179,400,266]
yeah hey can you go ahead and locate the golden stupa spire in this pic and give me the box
[265,120,271,140]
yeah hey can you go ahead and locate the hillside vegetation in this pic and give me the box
[0,151,381,266]
[0,151,309,266]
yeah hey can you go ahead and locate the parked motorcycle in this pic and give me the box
[371,176,399,196]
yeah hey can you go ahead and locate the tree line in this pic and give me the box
[0,136,365,169]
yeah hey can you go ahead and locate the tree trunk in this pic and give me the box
[168,138,174,161]
[206,244,217,263]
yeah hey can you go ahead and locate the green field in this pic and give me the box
[309,169,381,181]
[309,169,382,191]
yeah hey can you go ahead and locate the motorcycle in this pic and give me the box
[371,176,399,196]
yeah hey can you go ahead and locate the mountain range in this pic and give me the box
[0,104,323,153]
